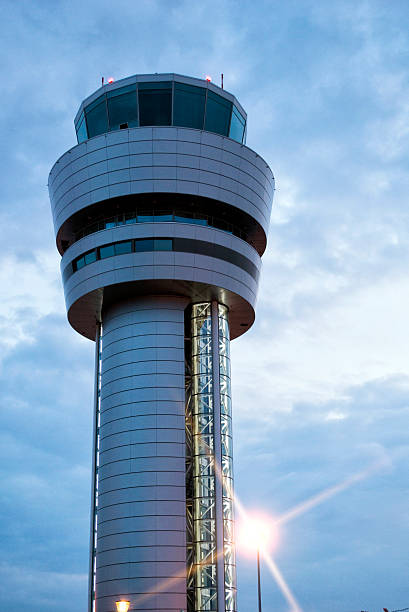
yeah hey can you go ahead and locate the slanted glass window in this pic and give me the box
[138,82,172,126]
[229,105,246,143]
[204,90,232,137]
[174,82,206,129]
[84,250,97,264]
[85,96,108,138]
[114,241,132,255]
[125,213,137,224]
[99,244,115,259]
[134,238,154,251]
[154,238,173,251]
[75,112,88,143]
[107,85,138,131]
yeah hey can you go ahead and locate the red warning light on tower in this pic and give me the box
[108,77,114,84]
[205,75,212,82]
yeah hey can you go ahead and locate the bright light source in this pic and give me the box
[108,77,114,84]
[205,75,212,82]
[116,601,130,612]
[237,512,277,556]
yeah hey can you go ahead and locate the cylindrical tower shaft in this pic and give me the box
[96,296,188,612]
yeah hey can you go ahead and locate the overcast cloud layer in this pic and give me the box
[1,1,408,611]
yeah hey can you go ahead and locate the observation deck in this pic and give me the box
[49,73,274,342]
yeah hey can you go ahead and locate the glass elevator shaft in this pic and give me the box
[186,302,236,612]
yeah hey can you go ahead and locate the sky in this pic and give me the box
[1,1,408,611]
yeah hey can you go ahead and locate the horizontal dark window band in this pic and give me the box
[55,177,269,241]
[63,237,259,283]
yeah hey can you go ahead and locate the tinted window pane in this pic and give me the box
[191,218,207,226]
[134,239,154,251]
[229,106,245,143]
[205,91,232,136]
[174,82,205,129]
[86,98,108,138]
[138,82,172,126]
[76,257,85,270]
[154,214,173,222]
[76,112,88,143]
[85,250,97,264]
[114,241,132,255]
[107,86,138,130]
[138,214,153,223]
[154,239,173,251]
[107,84,136,97]
[125,214,137,224]
[100,244,115,259]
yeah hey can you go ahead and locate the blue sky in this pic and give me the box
[1,1,408,611]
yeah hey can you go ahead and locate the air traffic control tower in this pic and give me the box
[48,73,274,612]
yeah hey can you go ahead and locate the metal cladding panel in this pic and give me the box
[98,515,185,535]
[63,247,258,304]
[49,127,274,238]
[96,296,188,612]
[97,560,184,581]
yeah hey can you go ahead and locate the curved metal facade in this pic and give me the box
[98,296,188,612]
[48,73,274,612]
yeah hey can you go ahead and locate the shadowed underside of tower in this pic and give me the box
[49,73,274,612]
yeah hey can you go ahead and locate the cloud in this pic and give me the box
[1,1,409,611]
[0,250,63,356]
[0,563,87,612]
